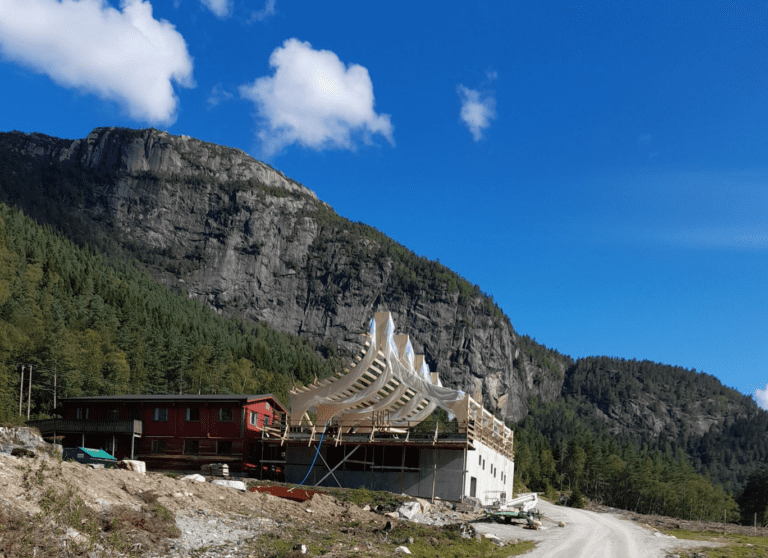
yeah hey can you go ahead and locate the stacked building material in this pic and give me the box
[201,463,229,477]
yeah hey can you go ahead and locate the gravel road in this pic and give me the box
[472,500,722,558]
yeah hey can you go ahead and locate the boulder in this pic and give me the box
[397,501,422,520]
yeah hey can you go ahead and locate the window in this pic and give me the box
[76,407,90,419]
[263,416,270,427]
[216,440,232,455]
[478,455,482,466]
[184,440,199,455]
[250,411,258,426]
[107,408,119,420]
[185,407,200,422]
[151,439,166,453]
[218,408,233,423]
[154,408,168,422]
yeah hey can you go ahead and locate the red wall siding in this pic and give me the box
[60,397,285,471]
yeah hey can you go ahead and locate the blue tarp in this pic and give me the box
[77,447,116,460]
[63,446,117,465]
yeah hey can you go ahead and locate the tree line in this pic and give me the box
[513,397,768,525]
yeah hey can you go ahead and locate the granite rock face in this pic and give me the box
[0,127,569,421]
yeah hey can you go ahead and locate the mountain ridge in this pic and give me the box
[0,126,569,421]
[1,126,765,494]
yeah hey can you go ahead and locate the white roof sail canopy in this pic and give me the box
[289,312,471,429]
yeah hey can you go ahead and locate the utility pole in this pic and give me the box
[19,365,25,416]
[27,365,32,420]
[53,365,57,411]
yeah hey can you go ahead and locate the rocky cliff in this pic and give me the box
[0,127,570,421]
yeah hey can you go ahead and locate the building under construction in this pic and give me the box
[30,312,514,504]
[272,312,514,503]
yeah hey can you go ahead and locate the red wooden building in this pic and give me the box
[30,394,287,476]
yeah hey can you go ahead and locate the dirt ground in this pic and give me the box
[0,450,401,557]
[0,452,386,524]
[3,445,763,557]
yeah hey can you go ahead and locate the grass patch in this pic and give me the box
[663,529,768,557]
[391,522,535,557]
[246,518,535,558]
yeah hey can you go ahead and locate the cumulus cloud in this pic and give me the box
[458,85,496,141]
[201,0,231,18]
[0,0,194,125]
[239,38,394,156]
[756,386,768,410]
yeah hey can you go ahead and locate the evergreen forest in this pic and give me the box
[513,398,742,523]
[0,203,333,421]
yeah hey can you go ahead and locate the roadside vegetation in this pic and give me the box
[661,530,768,558]
[246,520,535,558]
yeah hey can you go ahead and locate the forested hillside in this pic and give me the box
[0,203,333,421]
[511,355,768,524]
[513,398,741,522]
[561,356,768,493]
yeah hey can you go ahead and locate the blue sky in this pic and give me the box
[1,1,767,408]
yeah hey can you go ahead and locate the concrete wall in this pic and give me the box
[463,439,514,504]
[284,442,515,502]
[285,445,468,501]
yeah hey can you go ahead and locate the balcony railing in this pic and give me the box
[27,419,143,437]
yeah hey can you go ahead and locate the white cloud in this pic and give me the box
[201,0,231,18]
[249,0,276,22]
[207,84,233,107]
[458,85,496,141]
[239,38,393,156]
[756,386,768,410]
[0,0,194,125]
